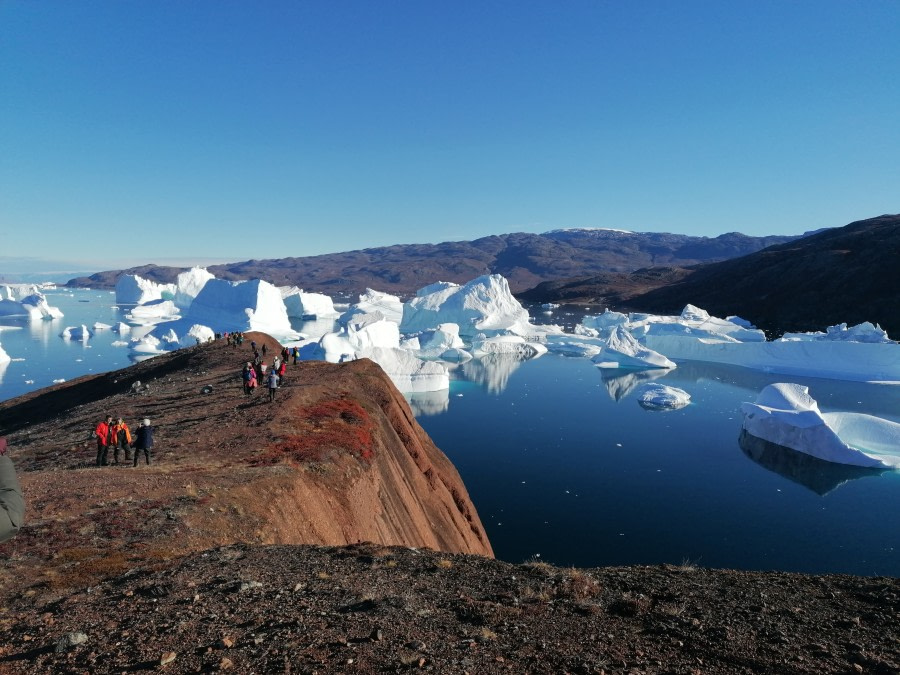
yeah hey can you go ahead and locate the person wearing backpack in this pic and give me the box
[0,437,24,543]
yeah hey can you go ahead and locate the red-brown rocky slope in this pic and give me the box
[0,335,492,597]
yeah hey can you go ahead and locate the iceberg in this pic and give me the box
[173,267,215,310]
[318,312,400,363]
[126,300,181,324]
[358,347,449,392]
[0,342,10,364]
[60,325,92,341]
[780,321,892,344]
[340,289,404,326]
[177,278,292,335]
[0,285,63,319]
[179,324,215,347]
[741,383,900,469]
[592,326,676,370]
[400,275,532,337]
[470,333,547,358]
[112,322,132,334]
[401,323,472,361]
[281,287,339,319]
[636,383,691,410]
[115,274,176,305]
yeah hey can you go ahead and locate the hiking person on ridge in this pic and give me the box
[94,415,114,466]
[0,436,24,543]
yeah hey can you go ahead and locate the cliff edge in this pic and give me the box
[0,334,492,595]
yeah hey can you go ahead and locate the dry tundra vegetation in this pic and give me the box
[0,336,899,673]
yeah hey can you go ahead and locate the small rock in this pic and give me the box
[406,640,426,651]
[219,657,233,670]
[55,631,88,653]
[417,657,427,668]
[219,636,235,649]
[160,651,177,666]
[371,628,383,642]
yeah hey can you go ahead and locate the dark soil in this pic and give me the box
[1,543,898,674]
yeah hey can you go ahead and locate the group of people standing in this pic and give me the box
[242,342,299,402]
[94,416,154,467]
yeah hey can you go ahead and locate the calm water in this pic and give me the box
[3,290,900,575]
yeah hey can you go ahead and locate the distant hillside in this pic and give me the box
[520,214,900,337]
[65,229,796,295]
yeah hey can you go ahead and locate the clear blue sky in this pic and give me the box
[1,1,898,272]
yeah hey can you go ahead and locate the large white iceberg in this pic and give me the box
[741,383,900,469]
[281,287,339,319]
[358,347,449,393]
[340,289,404,326]
[115,274,176,305]
[592,326,676,369]
[174,267,215,310]
[0,285,63,319]
[178,278,292,335]
[318,312,401,363]
[400,275,533,338]
[0,341,10,364]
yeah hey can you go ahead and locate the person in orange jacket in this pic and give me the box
[112,418,133,464]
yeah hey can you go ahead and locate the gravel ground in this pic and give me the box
[2,542,899,674]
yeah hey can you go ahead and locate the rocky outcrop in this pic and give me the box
[0,334,491,595]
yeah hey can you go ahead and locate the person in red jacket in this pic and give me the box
[94,415,113,466]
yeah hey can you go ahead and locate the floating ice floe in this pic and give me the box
[281,287,340,319]
[636,383,691,410]
[93,322,112,330]
[741,383,900,469]
[592,326,676,369]
[112,322,131,334]
[780,321,892,344]
[574,305,900,383]
[60,325,92,341]
[0,342,10,364]
[400,275,533,338]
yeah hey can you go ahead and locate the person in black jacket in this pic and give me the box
[0,436,24,542]
[133,419,154,467]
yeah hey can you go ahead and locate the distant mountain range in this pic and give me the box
[65,229,796,296]
[520,214,900,337]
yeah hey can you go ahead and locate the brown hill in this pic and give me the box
[521,214,900,337]
[64,230,796,296]
[0,337,492,597]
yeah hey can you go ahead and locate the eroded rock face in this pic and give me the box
[0,334,491,593]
